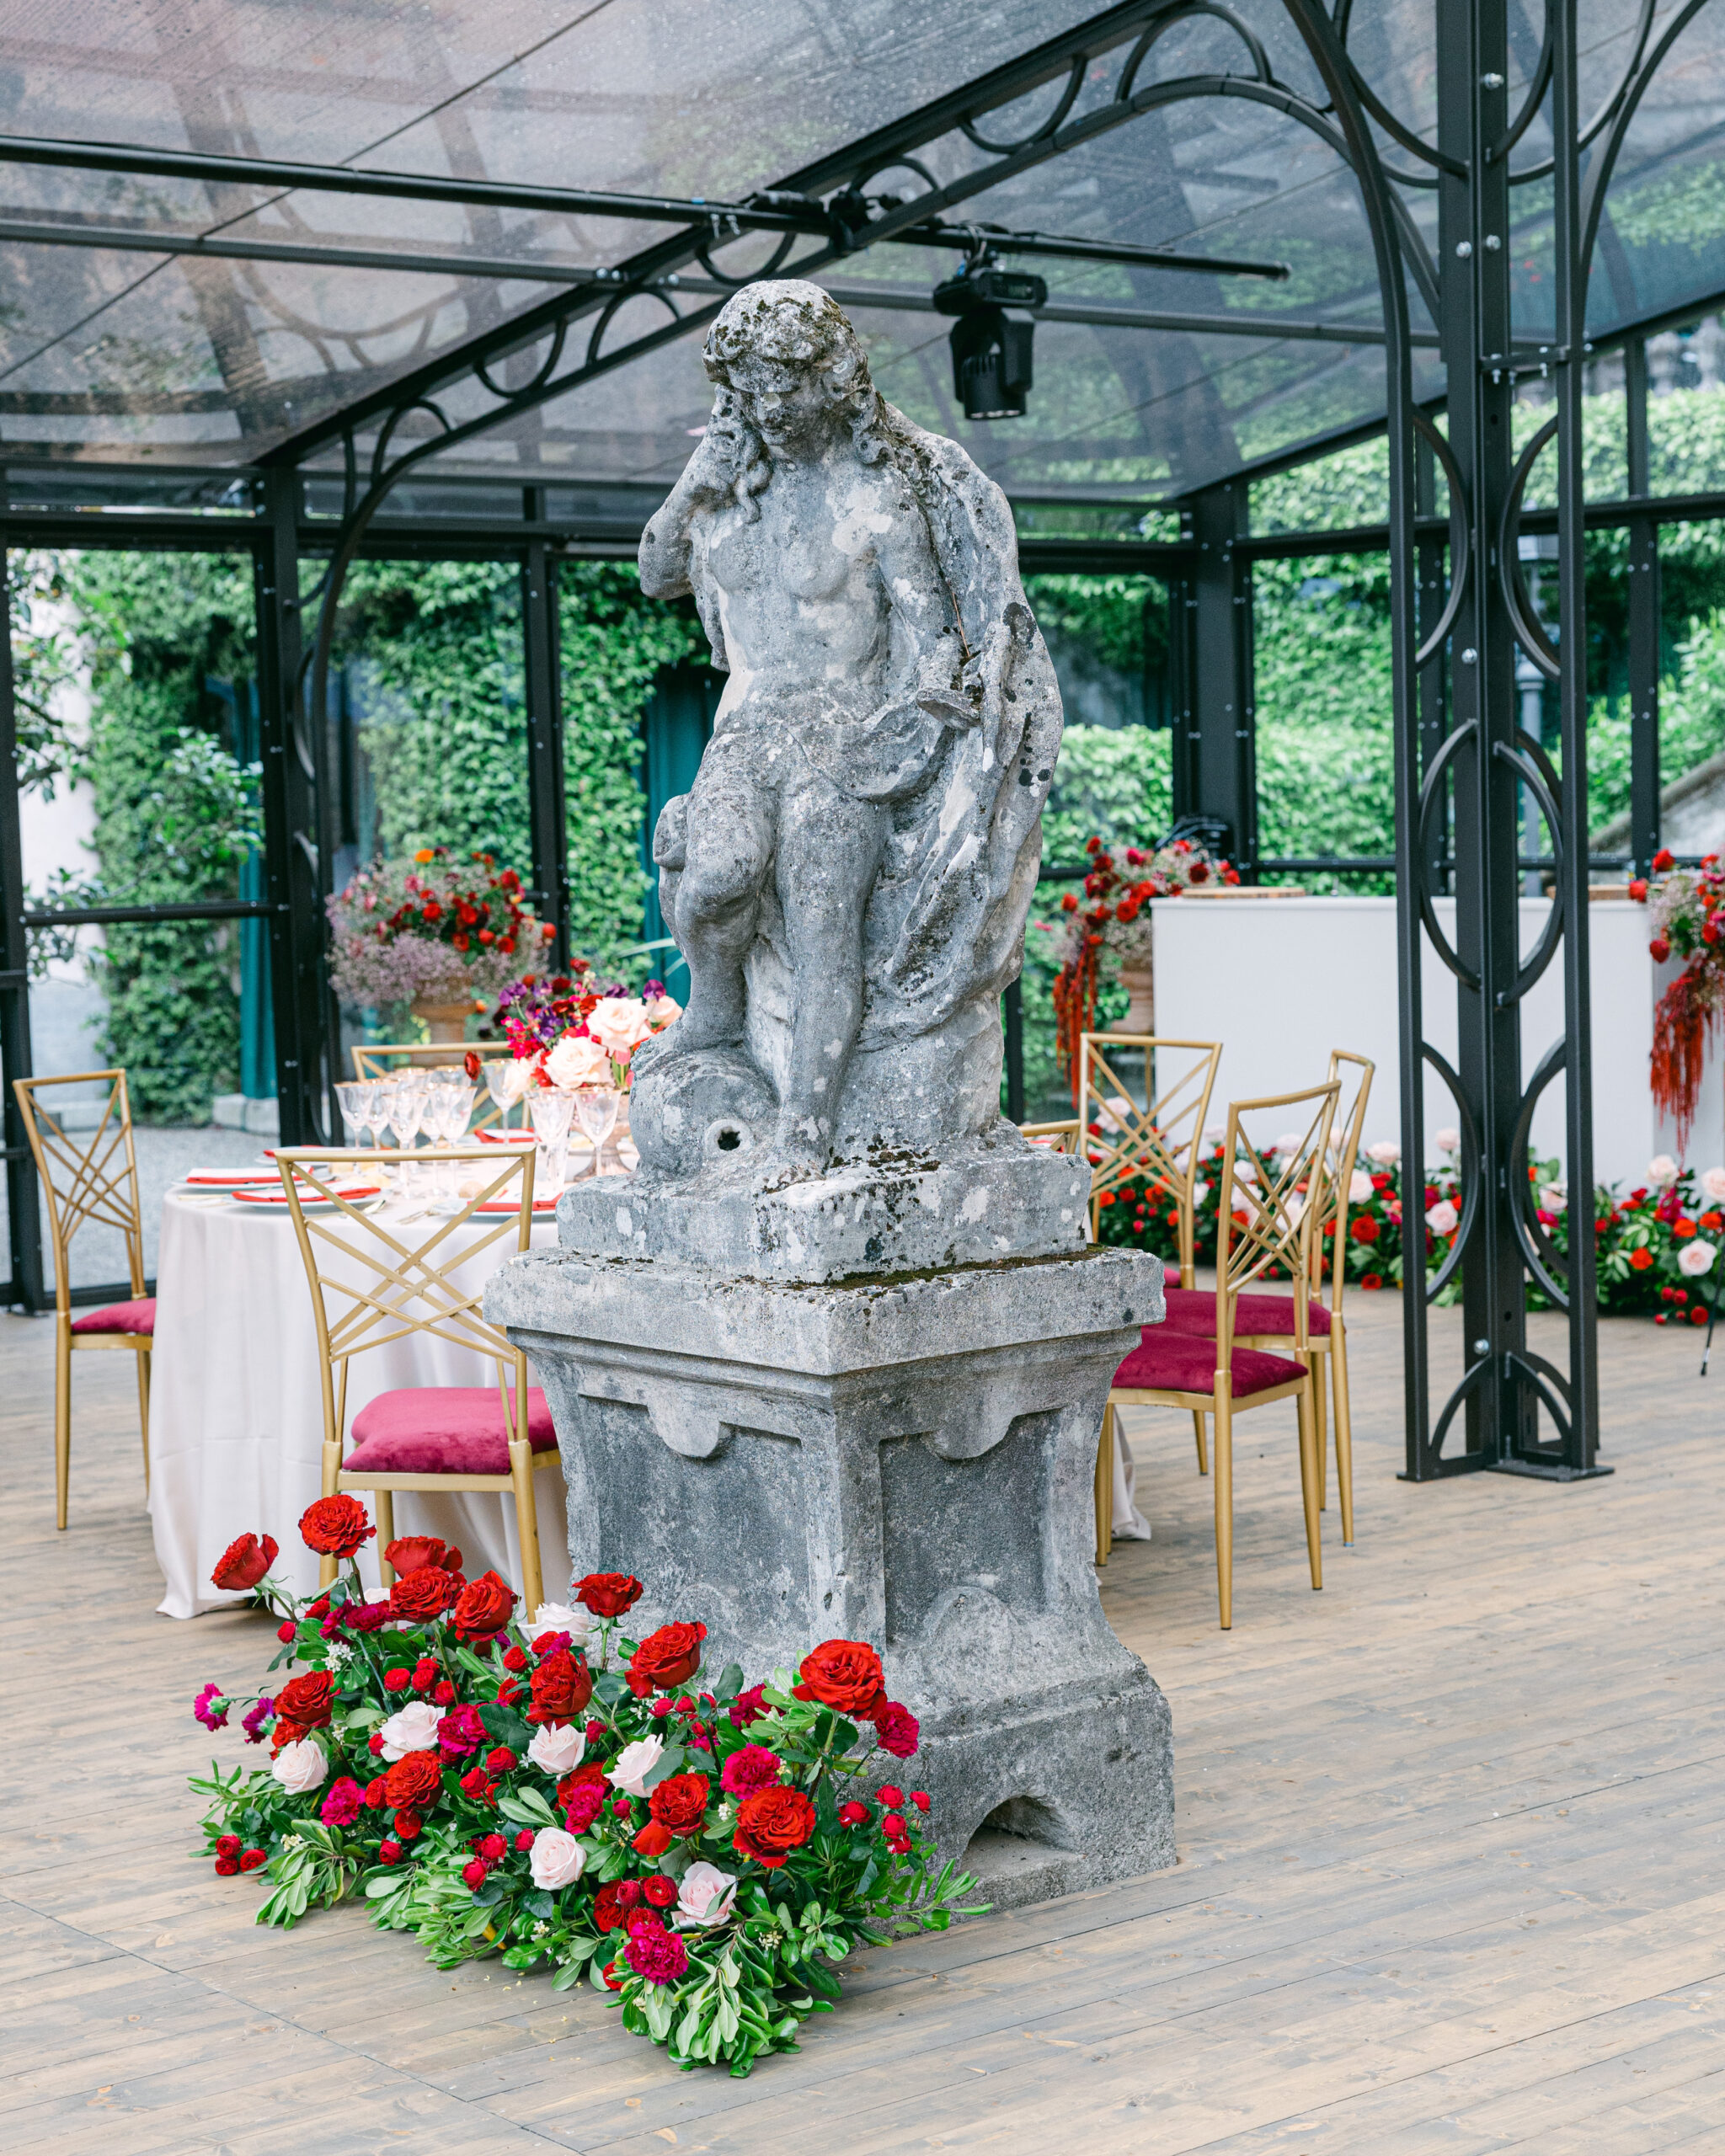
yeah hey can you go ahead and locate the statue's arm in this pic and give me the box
[639,400,756,597]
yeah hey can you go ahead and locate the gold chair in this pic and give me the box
[13,1070,154,1530]
[1076,1033,1222,1284]
[351,1041,514,1131]
[1162,1051,1375,1547]
[1103,1078,1341,1628]
[276,1145,555,1609]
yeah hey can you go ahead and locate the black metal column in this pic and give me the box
[0,487,44,1311]
[1625,339,1660,876]
[1416,435,1450,894]
[522,507,569,969]
[1188,481,1256,875]
[255,470,329,1144]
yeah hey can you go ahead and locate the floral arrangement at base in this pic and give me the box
[328,848,554,1014]
[190,1502,981,2077]
[495,965,681,1093]
[1047,835,1237,1097]
[1632,849,1725,1152]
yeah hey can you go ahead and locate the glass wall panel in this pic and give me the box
[1647,315,1725,499]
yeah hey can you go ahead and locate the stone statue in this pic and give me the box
[628,280,1063,1181]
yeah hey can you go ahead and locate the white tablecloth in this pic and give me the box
[147,1190,566,1618]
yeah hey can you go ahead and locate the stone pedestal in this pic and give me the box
[486,1235,1174,1907]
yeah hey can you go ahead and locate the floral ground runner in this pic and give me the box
[192,1502,984,2075]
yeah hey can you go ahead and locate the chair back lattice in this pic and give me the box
[1316,1049,1375,1312]
[1076,1033,1222,1286]
[275,1146,538,1458]
[350,1042,511,1130]
[13,1071,146,1313]
[1214,1079,1343,1363]
[1020,1118,1081,1153]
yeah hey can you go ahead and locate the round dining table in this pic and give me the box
[147,1182,568,1618]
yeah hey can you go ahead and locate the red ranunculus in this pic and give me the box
[794,1638,886,1718]
[389,1566,463,1623]
[451,1569,517,1639]
[273,1671,335,1730]
[527,1649,593,1726]
[575,1572,644,1619]
[383,1752,442,1811]
[239,1848,267,1871]
[872,1700,920,1758]
[627,1621,707,1698]
[211,1531,278,1591]
[1350,1215,1379,1245]
[732,1785,817,1869]
[384,1535,462,1576]
[647,1771,710,1838]
[642,1874,677,1908]
[298,1494,374,1556]
[216,1833,242,1860]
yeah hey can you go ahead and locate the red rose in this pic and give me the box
[593,1881,627,1933]
[648,1771,711,1838]
[298,1494,374,1557]
[216,1833,242,1860]
[378,1839,403,1865]
[393,1809,423,1839]
[451,1569,517,1639]
[276,1620,296,1643]
[389,1567,463,1624]
[872,1700,920,1759]
[626,1622,707,1698]
[272,1719,308,1751]
[459,1766,497,1803]
[383,1668,411,1694]
[274,1672,335,1731]
[794,1639,886,1719]
[462,1858,489,1890]
[478,1833,507,1860]
[211,1532,278,1591]
[484,1746,517,1774]
[574,1572,644,1619]
[413,1659,439,1690]
[384,1535,462,1576]
[875,1783,905,1808]
[633,1820,674,1857]
[214,1856,240,1876]
[239,1848,267,1871]
[384,1753,442,1811]
[1351,1216,1379,1245]
[502,1645,529,1673]
[365,1778,388,1807]
[732,1785,817,1869]
[880,1811,908,1839]
[838,1801,870,1828]
[528,1650,594,1726]
[643,1874,678,1908]
[909,1790,931,1812]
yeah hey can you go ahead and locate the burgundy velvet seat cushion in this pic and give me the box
[1161,1286,1332,1338]
[342,1386,557,1477]
[1112,1330,1305,1399]
[70,1296,156,1336]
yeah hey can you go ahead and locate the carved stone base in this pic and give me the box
[487,1242,1173,1906]
[553,1129,1091,1286]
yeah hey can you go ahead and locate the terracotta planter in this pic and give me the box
[411,994,476,1045]
[1114,958,1155,1036]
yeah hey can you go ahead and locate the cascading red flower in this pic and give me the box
[211,1532,278,1591]
[298,1494,374,1556]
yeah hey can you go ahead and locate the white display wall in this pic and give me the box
[1148,896,1725,1190]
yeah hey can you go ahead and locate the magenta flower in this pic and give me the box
[193,1683,229,1732]
[623,1917,689,1985]
[872,1701,920,1759]
[718,1744,781,1796]
[241,1696,275,1745]
[319,1776,366,1828]
[437,1704,489,1759]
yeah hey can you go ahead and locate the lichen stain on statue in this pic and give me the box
[628,280,1061,1198]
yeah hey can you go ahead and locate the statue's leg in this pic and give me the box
[660,750,773,1059]
[773,780,887,1164]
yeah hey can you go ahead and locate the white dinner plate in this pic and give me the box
[183,1168,279,1188]
[232,1182,382,1213]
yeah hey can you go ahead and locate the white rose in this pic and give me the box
[1679,1238,1717,1277]
[523,1599,590,1646]
[1700,1166,1725,1203]
[377,1700,444,1761]
[1192,1180,1210,1206]
[1366,1139,1401,1166]
[645,992,683,1028]
[1426,1198,1459,1235]
[527,1721,587,1777]
[270,1738,328,1795]
[1648,1154,1680,1189]
[1203,1123,1226,1144]
[1536,1182,1567,1215]
[528,1827,586,1891]
[676,1860,739,1928]
[1434,1127,1461,1155]
[585,997,656,1055]
[606,1734,665,1796]
[1348,1170,1374,1205]
[1273,1130,1303,1155]
[545,1034,611,1091]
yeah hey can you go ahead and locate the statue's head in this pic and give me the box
[702,280,875,459]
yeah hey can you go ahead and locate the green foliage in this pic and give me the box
[1040,722,1172,867]
[60,550,258,1123]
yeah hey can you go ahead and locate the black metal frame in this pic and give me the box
[0,0,1713,1487]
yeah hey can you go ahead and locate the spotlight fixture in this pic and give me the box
[932,259,1047,420]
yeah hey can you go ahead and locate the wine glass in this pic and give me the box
[574,1086,621,1176]
[527,1085,574,1199]
[485,1055,527,1129]
[387,1073,427,1194]
[334,1080,368,1150]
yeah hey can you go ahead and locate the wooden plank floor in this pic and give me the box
[4,1294,1723,2154]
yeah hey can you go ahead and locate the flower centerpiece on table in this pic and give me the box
[189,1502,982,2076]
[1631,848,1725,1151]
[328,848,554,1040]
[495,965,682,1099]
[1047,834,1238,1097]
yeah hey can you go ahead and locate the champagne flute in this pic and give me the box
[485,1055,527,1129]
[334,1081,367,1150]
[527,1085,574,1199]
[575,1086,621,1175]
